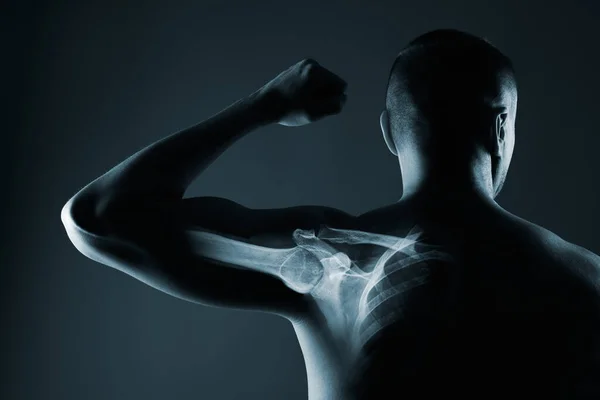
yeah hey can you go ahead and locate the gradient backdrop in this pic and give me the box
[5,0,600,399]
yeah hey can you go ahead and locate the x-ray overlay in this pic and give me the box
[186,225,454,356]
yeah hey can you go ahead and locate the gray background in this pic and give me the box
[5,0,600,399]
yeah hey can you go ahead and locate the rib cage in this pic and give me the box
[293,225,454,355]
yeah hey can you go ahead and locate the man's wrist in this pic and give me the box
[247,88,285,126]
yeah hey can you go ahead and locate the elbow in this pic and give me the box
[61,193,152,272]
[61,192,110,247]
[61,194,117,265]
[61,197,94,261]
[61,189,111,233]
[61,196,80,231]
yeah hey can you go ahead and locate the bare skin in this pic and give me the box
[62,58,600,399]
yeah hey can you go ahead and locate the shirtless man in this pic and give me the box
[61,29,600,399]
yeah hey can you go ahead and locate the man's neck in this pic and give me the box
[398,178,499,219]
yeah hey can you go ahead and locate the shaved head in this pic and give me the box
[386,29,517,143]
[382,29,519,199]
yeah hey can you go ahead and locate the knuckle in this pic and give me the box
[299,59,319,76]
[301,64,318,80]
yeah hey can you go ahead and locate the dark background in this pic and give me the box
[4,0,599,399]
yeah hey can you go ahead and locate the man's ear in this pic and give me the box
[488,112,508,158]
[380,110,397,156]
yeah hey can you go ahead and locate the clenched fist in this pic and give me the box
[256,59,348,127]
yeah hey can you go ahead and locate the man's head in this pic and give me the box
[380,29,518,199]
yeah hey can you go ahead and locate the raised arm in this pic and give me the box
[61,58,348,319]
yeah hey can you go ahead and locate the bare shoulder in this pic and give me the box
[556,238,600,292]
[507,213,600,293]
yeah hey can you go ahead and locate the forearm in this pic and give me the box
[79,90,276,215]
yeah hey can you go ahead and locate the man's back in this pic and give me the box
[291,201,600,399]
[342,205,600,398]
